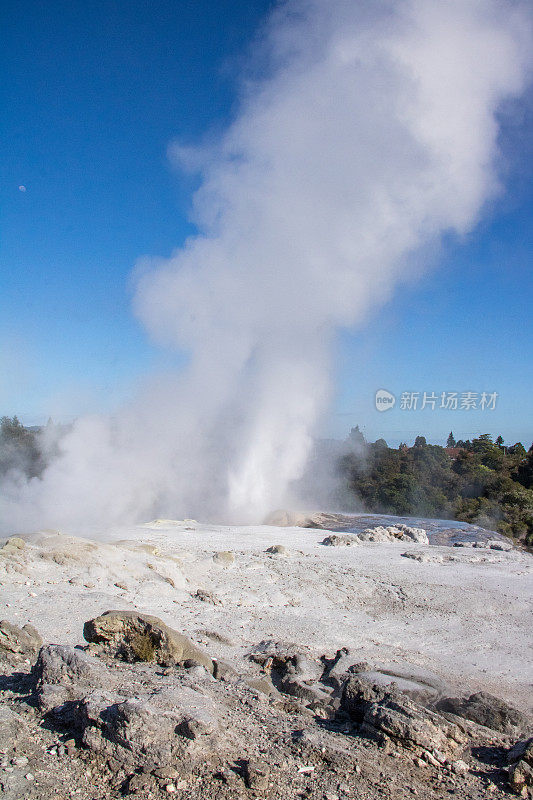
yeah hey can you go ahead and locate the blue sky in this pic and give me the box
[1,0,532,448]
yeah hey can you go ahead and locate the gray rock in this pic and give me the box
[341,677,465,756]
[80,685,219,768]
[194,589,222,605]
[320,648,369,688]
[3,536,26,550]
[397,525,429,544]
[251,646,332,708]
[212,658,239,682]
[436,692,528,736]
[0,706,26,750]
[37,684,77,720]
[35,644,108,688]
[356,525,429,544]
[321,535,357,547]
[244,760,270,790]
[507,740,533,796]
[184,665,214,681]
[83,611,214,673]
[355,667,446,703]
[212,551,234,566]
[356,526,396,542]
[248,640,307,666]
[400,551,439,563]
[196,629,233,646]
[279,675,332,706]
[34,644,111,719]
[508,737,533,765]
[248,641,327,705]
[245,676,277,696]
[0,620,42,662]
[287,654,323,681]
[265,544,289,555]
[487,540,512,551]
[266,650,323,685]
[509,759,533,794]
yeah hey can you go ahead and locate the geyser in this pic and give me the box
[1,0,532,532]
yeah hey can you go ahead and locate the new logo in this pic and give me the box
[375,389,396,412]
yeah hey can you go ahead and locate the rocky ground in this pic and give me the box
[0,519,532,799]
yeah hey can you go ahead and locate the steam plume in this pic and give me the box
[1,0,532,532]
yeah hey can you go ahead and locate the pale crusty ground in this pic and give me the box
[1,521,532,708]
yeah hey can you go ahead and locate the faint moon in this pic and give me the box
[18,185,26,192]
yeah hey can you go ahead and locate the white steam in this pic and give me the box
[1,0,532,532]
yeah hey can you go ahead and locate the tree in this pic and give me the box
[348,425,366,448]
[446,431,456,448]
[337,426,533,546]
[516,449,533,490]
[0,415,43,478]
[508,442,527,457]
[496,435,504,448]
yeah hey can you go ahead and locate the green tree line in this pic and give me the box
[0,415,44,479]
[339,429,533,545]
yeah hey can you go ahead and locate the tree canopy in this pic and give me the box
[339,431,533,545]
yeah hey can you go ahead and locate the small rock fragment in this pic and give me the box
[451,759,469,774]
[194,589,222,605]
[212,551,235,566]
[244,760,270,790]
[321,535,357,547]
[0,619,42,661]
[265,544,289,555]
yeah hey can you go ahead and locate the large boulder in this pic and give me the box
[0,619,42,663]
[341,677,465,758]
[80,685,220,768]
[35,644,108,688]
[34,639,220,769]
[83,610,214,673]
[33,644,111,720]
[436,692,528,736]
